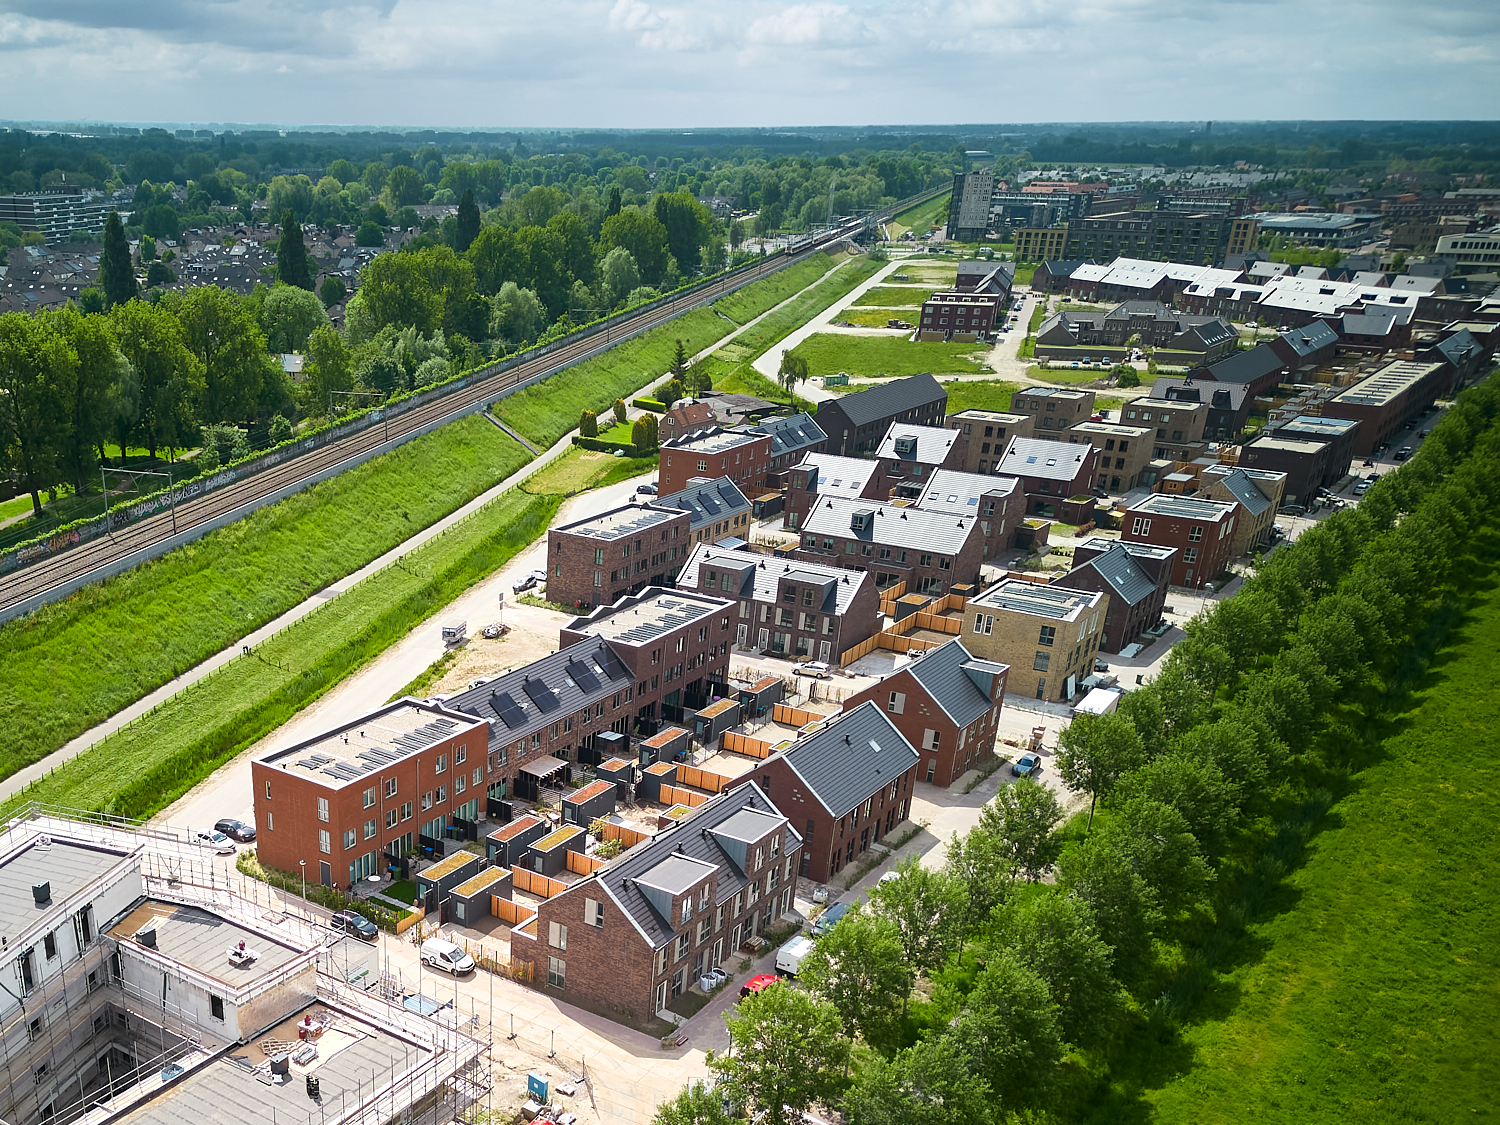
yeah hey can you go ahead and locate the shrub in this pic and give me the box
[613,398,627,425]
[579,409,598,437]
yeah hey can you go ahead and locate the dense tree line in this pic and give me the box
[660,374,1500,1125]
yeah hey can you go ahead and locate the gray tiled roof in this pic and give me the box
[756,412,827,458]
[656,476,751,530]
[793,453,881,498]
[773,702,920,817]
[446,639,632,747]
[801,496,978,555]
[996,436,1092,482]
[677,544,870,614]
[877,422,960,464]
[819,373,947,426]
[1072,543,1159,606]
[1209,468,1271,517]
[1277,320,1339,358]
[903,639,1001,728]
[913,469,1018,517]
[592,783,797,947]
[1198,344,1283,384]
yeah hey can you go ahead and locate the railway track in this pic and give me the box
[0,231,863,619]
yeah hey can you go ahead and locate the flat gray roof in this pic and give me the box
[585,589,726,645]
[1276,415,1361,438]
[0,839,132,947]
[970,579,1102,620]
[1129,494,1238,520]
[638,853,718,896]
[1330,361,1448,409]
[260,701,486,786]
[557,503,679,542]
[117,1001,430,1125]
[108,901,308,988]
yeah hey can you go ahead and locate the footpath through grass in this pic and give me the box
[0,414,530,778]
[1136,572,1500,1125]
[1,488,560,821]
[789,333,989,378]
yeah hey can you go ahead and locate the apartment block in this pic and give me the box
[658,428,771,497]
[781,453,882,531]
[874,423,967,499]
[1059,539,1175,654]
[1121,494,1239,587]
[948,409,1034,475]
[963,580,1108,702]
[1009,387,1096,436]
[1067,421,1155,491]
[796,496,986,595]
[547,501,692,609]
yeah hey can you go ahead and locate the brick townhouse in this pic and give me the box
[948,409,1034,475]
[995,435,1101,516]
[1066,421,1155,492]
[1121,494,1239,588]
[522,783,799,1018]
[252,699,493,888]
[547,502,692,609]
[843,638,1008,788]
[874,422,967,499]
[757,413,828,484]
[739,702,920,883]
[658,428,772,497]
[1151,376,1256,441]
[963,579,1108,702]
[1009,387,1096,436]
[675,543,880,664]
[814,374,948,457]
[796,495,986,595]
[1057,539,1175,654]
[652,476,753,549]
[1198,466,1277,555]
[917,291,1003,342]
[910,469,1023,562]
[781,453,882,531]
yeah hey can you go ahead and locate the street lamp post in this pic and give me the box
[299,859,307,907]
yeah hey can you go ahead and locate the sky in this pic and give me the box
[0,0,1496,129]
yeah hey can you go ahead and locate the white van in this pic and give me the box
[776,935,815,977]
[420,937,475,975]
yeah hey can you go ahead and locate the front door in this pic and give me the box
[757,627,769,650]
[319,861,332,888]
[819,640,832,662]
[737,623,748,646]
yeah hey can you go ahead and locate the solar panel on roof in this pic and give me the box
[596,647,630,681]
[523,677,561,713]
[566,658,600,693]
[491,691,527,729]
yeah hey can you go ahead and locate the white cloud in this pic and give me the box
[0,0,1493,125]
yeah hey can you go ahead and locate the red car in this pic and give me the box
[739,974,780,1000]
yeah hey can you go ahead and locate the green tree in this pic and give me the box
[49,306,119,496]
[1056,838,1158,977]
[988,775,1064,882]
[319,275,347,308]
[110,300,203,460]
[843,1036,991,1125]
[196,422,249,470]
[1104,796,1214,919]
[275,210,314,291]
[579,409,598,438]
[139,235,157,262]
[952,950,1065,1112]
[651,1082,736,1125]
[546,210,595,285]
[599,245,641,308]
[177,286,274,424]
[98,211,137,308]
[800,906,912,1048]
[653,191,716,275]
[998,893,1126,1047]
[454,189,480,253]
[467,225,523,296]
[869,857,967,975]
[358,252,443,335]
[144,260,175,288]
[259,284,330,354]
[0,313,74,514]
[709,983,849,1125]
[606,186,622,218]
[670,338,688,381]
[384,165,425,210]
[598,208,671,286]
[777,350,809,406]
[301,324,353,415]
[1056,710,1145,830]
[1117,748,1239,857]
[355,221,385,247]
[489,281,547,346]
[266,175,314,223]
[612,398,627,425]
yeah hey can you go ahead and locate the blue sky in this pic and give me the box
[0,0,1495,127]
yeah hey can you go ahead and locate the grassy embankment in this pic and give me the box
[496,253,844,448]
[0,415,531,778]
[852,286,934,309]
[1129,558,1500,1125]
[886,192,950,239]
[0,487,561,821]
[788,334,989,378]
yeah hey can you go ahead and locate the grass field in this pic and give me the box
[941,379,1022,413]
[519,448,655,497]
[496,252,856,448]
[0,414,530,779]
[0,495,32,523]
[888,265,957,285]
[852,286,932,308]
[887,193,950,238]
[713,255,838,324]
[788,333,989,377]
[837,309,915,328]
[0,488,560,821]
[1134,574,1500,1125]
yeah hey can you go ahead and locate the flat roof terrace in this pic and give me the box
[107,901,310,989]
[582,590,727,645]
[556,502,679,543]
[970,579,1101,621]
[259,700,486,787]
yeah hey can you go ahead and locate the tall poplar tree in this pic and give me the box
[276,210,314,291]
[97,211,137,308]
[455,189,480,253]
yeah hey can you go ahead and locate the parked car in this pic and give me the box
[215,818,255,842]
[776,935,816,977]
[811,901,850,936]
[739,973,780,1000]
[420,937,475,975]
[636,481,658,496]
[1093,658,1110,673]
[810,885,830,904]
[1394,447,1413,462]
[1012,752,1041,778]
[878,870,902,886]
[191,830,236,855]
[330,910,379,941]
[512,572,540,595]
[1418,430,1430,439]
[795,661,833,679]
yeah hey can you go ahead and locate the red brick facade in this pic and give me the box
[546,505,692,609]
[842,663,1006,789]
[658,431,772,497]
[1121,496,1239,588]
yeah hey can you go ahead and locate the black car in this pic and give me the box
[215,818,256,842]
[330,910,379,941]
